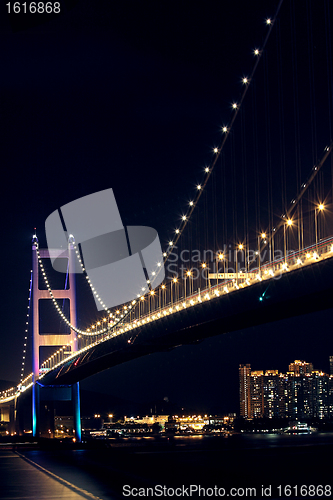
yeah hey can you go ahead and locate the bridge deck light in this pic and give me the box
[254,49,260,56]
[318,203,324,211]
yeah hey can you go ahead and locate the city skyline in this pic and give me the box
[240,356,333,421]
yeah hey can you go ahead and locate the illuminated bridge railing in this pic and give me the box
[121,237,333,325]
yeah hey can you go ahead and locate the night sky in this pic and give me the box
[1,0,332,415]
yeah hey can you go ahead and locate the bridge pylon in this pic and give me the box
[32,238,81,441]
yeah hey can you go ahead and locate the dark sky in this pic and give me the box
[0,0,332,415]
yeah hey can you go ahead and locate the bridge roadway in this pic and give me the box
[37,255,333,387]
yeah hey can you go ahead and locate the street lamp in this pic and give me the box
[237,244,245,283]
[257,233,266,275]
[315,203,324,254]
[149,289,155,314]
[284,219,293,264]
[171,277,178,304]
[216,252,224,288]
[160,284,166,310]
[185,270,192,300]
[201,262,211,292]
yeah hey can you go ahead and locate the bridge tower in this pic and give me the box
[31,238,81,441]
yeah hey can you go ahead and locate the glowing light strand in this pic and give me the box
[19,269,33,386]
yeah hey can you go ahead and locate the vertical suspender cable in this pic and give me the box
[290,0,302,251]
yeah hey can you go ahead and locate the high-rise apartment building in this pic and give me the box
[285,372,311,420]
[250,371,264,418]
[263,370,280,418]
[239,364,251,418]
[329,375,333,415]
[311,371,329,419]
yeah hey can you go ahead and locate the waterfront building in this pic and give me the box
[311,371,329,419]
[285,372,311,420]
[263,370,280,418]
[329,376,333,416]
[250,371,264,418]
[239,364,251,418]
[124,415,169,429]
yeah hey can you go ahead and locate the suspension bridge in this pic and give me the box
[1,0,333,440]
